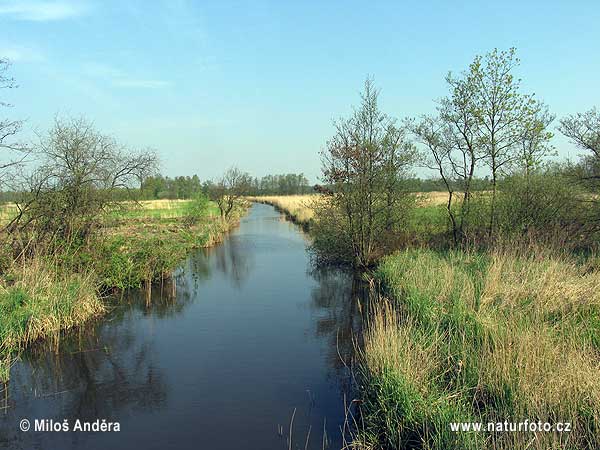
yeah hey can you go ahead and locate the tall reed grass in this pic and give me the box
[0,257,105,381]
[248,195,319,227]
[354,248,600,449]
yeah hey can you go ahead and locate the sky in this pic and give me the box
[1,0,599,182]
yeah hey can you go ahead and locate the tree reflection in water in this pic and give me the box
[0,205,368,450]
[308,268,367,394]
[0,278,191,449]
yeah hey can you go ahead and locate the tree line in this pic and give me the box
[312,48,600,268]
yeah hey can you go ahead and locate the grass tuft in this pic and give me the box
[355,249,600,449]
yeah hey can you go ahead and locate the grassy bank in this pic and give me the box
[248,195,317,228]
[355,248,600,449]
[0,199,246,381]
[248,192,451,234]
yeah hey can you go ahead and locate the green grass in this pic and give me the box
[406,204,449,237]
[355,249,600,449]
[105,199,220,221]
[0,262,104,381]
[0,198,247,382]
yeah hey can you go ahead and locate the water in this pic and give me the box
[0,203,365,450]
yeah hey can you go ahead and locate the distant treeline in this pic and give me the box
[140,175,204,200]
[138,172,312,199]
[403,177,492,192]
[247,173,312,195]
[0,175,510,204]
[0,174,496,203]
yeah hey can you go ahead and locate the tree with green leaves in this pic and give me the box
[466,48,552,236]
[414,48,553,242]
[315,78,416,268]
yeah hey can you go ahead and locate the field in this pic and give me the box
[248,192,453,229]
[0,199,214,225]
[0,198,244,381]
[107,199,220,220]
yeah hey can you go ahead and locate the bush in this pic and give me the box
[183,192,211,226]
[495,169,585,241]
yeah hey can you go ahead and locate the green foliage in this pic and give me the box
[359,365,482,450]
[0,265,103,382]
[247,173,311,195]
[183,192,211,225]
[315,78,418,267]
[140,174,204,200]
[495,169,585,239]
[359,249,600,449]
[0,288,32,346]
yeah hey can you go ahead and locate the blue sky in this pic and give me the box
[2,0,599,182]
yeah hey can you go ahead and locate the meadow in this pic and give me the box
[0,198,244,381]
[248,192,452,231]
[355,248,600,449]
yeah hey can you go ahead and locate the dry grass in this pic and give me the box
[109,199,197,220]
[0,257,105,381]
[247,195,320,226]
[0,203,18,226]
[356,249,600,449]
[416,191,454,206]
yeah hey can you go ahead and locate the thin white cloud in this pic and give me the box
[82,62,123,79]
[0,44,46,62]
[113,79,171,89]
[82,62,171,89]
[0,1,87,21]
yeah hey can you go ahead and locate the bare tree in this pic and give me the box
[0,58,27,186]
[211,166,251,219]
[559,108,600,162]
[559,107,600,229]
[8,116,157,244]
[413,70,484,243]
[413,115,461,243]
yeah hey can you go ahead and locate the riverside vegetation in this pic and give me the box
[253,49,600,449]
[2,45,600,449]
[0,195,247,382]
[0,113,248,382]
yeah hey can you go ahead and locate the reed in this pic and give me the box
[248,195,319,228]
[355,248,600,449]
[0,257,105,381]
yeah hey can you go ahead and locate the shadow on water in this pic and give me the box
[0,203,366,450]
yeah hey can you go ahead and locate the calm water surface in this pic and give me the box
[0,203,365,450]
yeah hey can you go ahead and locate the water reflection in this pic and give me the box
[309,270,366,376]
[0,204,363,450]
[0,284,178,449]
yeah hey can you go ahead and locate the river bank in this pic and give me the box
[0,203,359,450]
[0,201,247,382]
[246,195,600,449]
[247,195,316,230]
